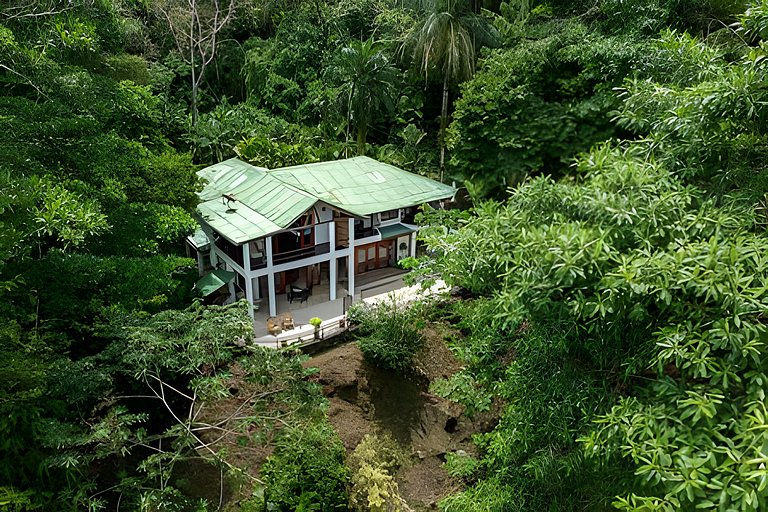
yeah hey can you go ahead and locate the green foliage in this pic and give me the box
[352,299,426,372]
[373,122,437,178]
[326,38,399,154]
[125,150,199,209]
[189,101,286,163]
[442,451,481,480]
[402,0,499,173]
[12,251,195,351]
[349,433,406,512]
[90,202,196,257]
[3,0,764,510]
[0,173,109,260]
[430,371,491,418]
[122,300,251,377]
[309,317,323,327]
[613,29,768,199]
[424,139,768,509]
[242,8,329,121]
[235,126,344,168]
[262,423,350,511]
[447,19,638,197]
[596,0,742,35]
[739,0,768,40]
[402,0,497,85]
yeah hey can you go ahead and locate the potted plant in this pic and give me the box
[309,317,322,340]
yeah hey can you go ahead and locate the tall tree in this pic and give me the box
[402,0,496,180]
[157,0,236,126]
[328,39,399,155]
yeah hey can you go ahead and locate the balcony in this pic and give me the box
[273,242,331,265]
[354,226,377,239]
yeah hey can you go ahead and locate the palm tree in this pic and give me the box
[403,0,497,180]
[329,39,399,156]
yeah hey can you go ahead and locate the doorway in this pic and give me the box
[355,240,394,274]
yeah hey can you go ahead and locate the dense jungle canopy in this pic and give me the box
[2,0,768,510]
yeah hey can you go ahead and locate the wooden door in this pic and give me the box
[355,241,394,273]
[297,211,314,249]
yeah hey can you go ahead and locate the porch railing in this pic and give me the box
[266,315,353,349]
[354,226,377,239]
[273,242,331,265]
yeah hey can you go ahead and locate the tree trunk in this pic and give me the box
[190,17,198,127]
[439,74,449,183]
[357,123,367,156]
[191,81,199,127]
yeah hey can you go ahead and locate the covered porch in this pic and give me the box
[252,266,408,339]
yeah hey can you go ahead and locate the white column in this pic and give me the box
[329,222,336,301]
[266,236,277,316]
[348,218,356,299]
[266,236,274,267]
[210,247,219,267]
[409,232,417,258]
[267,274,277,317]
[243,244,254,319]
[227,280,236,303]
[196,251,205,275]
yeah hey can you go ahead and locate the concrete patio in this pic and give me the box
[252,271,449,349]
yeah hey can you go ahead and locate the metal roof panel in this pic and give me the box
[196,156,455,243]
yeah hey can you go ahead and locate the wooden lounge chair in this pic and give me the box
[280,312,295,330]
[266,317,282,335]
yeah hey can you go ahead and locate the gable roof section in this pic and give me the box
[197,156,456,244]
[197,159,317,244]
[269,156,456,217]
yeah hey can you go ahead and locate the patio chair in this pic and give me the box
[288,285,311,304]
[266,317,282,336]
[280,312,295,330]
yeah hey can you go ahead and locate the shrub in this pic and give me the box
[348,433,406,512]
[262,423,349,510]
[430,372,492,418]
[352,299,424,372]
[443,451,481,480]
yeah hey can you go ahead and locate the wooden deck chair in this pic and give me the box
[266,316,282,335]
[280,312,295,330]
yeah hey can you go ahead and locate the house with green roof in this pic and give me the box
[189,156,456,319]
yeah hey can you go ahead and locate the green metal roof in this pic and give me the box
[195,268,236,297]
[269,157,456,217]
[196,156,455,244]
[197,159,317,244]
[187,228,211,251]
[377,223,416,239]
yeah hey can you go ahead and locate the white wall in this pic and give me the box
[316,203,334,222]
[314,204,334,244]
[396,235,410,261]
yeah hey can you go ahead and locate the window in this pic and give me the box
[379,209,400,221]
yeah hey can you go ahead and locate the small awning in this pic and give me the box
[377,223,416,239]
[195,269,236,297]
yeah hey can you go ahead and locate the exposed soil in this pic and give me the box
[305,322,497,510]
[186,321,497,510]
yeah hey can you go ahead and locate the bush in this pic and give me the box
[262,423,349,511]
[351,299,424,372]
[430,372,491,418]
[348,433,405,512]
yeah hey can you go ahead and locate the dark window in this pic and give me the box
[380,209,400,221]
